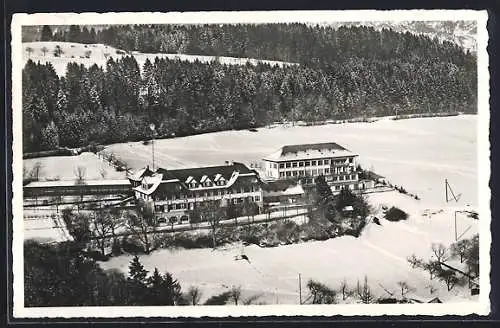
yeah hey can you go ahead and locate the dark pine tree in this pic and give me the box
[40,25,53,41]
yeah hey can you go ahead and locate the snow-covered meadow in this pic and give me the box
[22,41,297,76]
[100,191,478,305]
[106,115,478,207]
[98,115,480,304]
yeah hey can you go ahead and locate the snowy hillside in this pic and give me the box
[22,41,298,76]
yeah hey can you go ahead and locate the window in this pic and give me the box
[312,160,317,166]
[204,192,208,198]
[349,158,354,163]
[279,172,285,178]
[279,163,285,169]
[255,196,260,202]
[209,191,214,197]
[217,190,222,196]
[292,162,298,168]
[324,159,330,165]
[312,169,318,176]
[285,162,291,168]
[299,161,304,167]
[318,168,324,175]
[274,163,278,169]
[305,161,311,167]
[286,171,291,177]
[325,168,330,174]
[292,171,298,177]
[299,170,305,176]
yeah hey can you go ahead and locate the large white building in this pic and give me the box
[128,162,263,224]
[262,142,360,191]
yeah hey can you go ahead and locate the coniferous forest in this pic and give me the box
[22,24,477,153]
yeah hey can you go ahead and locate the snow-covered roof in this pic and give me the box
[263,184,304,198]
[263,142,356,162]
[133,173,163,195]
[128,166,154,181]
[185,176,196,184]
[343,206,354,211]
[25,179,131,188]
[200,175,211,183]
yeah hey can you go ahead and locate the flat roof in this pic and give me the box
[24,179,131,188]
[264,142,356,162]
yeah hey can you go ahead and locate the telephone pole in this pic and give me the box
[298,273,302,305]
[149,123,156,171]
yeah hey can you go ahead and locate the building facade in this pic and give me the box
[262,142,359,191]
[128,162,263,224]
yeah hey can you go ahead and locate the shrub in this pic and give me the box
[385,206,408,221]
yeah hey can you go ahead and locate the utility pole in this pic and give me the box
[445,178,449,203]
[149,123,156,171]
[454,210,458,241]
[298,273,302,305]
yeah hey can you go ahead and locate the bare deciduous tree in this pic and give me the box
[125,211,155,254]
[406,254,423,269]
[230,285,242,305]
[431,243,448,263]
[26,46,34,57]
[92,210,115,255]
[74,166,87,209]
[422,260,441,280]
[306,279,338,304]
[450,239,471,263]
[99,167,108,179]
[41,46,49,56]
[397,281,414,299]
[30,161,43,181]
[199,200,225,249]
[84,50,92,58]
[186,286,202,305]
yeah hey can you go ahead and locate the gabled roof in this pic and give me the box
[200,175,211,183]
[128,166,154,181]
[157,162,254,184]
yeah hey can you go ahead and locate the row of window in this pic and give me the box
[157,186,259,201]
[271,157,354,169]
[154,195,261,212]
[189,179,226,188]
[278,168,357,180]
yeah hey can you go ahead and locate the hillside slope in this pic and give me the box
[23,41,298,76]
[331,21,477,52]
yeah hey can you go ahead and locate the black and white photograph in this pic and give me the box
[10,10,490,318]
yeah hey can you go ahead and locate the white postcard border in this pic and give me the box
[11,9,491,318]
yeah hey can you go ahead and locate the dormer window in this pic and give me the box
[200,175,212,187]
[190,182,197,188]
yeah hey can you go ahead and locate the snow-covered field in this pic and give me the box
[106,115,478,207]
[24,152,125,181]
[100,192,478,305]
[22,42,297,76]
[98,115,480,304]
[23,215,72,244]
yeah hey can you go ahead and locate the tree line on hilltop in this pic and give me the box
[23,24,476,153]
